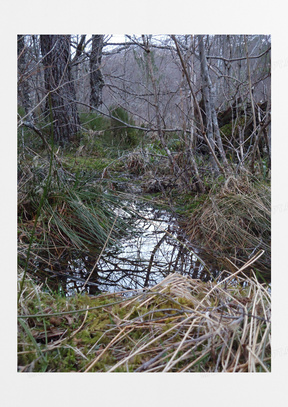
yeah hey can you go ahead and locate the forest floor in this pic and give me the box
[17,131,271,372]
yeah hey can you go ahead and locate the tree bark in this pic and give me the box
[40,35,80,145]
[17,35,34,121]
[198,36,214,152]
[90,35,104,108]
[198,35,229,170]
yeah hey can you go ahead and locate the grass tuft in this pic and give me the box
[184,176,270,282]
[18,259,271,373]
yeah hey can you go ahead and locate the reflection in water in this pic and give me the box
[43,201,214,296]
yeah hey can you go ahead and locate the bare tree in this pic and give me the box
[17,35,34,122]
[90,35,104,108]
[40,35,80,145]
[18,34,270,180]
[197,35,229,170]
[172,35,226,178]
[140,35,189,184]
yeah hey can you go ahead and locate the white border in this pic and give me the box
[1,1,288,406]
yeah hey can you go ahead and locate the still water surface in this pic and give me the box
[53,201,213,295]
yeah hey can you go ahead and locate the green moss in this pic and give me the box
[220,116,247,138]
[79,112,110,132]
[106,106,141,148]
[18,270,271,372]
[173,192,208,215]
[220,123,233,137]
[167,138,184,151]
[177,297,192,307]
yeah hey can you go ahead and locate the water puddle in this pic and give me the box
[44,200,215,296]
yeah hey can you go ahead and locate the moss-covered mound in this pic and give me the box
[18,269,271,372]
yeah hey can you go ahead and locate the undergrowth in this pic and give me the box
[17,110,271,373]
[184,175,271,282]
[18,261,271,373]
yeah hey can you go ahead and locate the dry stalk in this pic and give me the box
[84,327,134,372]
[18,256,270,372]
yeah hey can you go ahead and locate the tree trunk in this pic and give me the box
[90,35,104,108]
[172,35,225,177]
[198,36,214,151]
[40,35,80,145]
[17,35,34,121]
[198,35,229,170]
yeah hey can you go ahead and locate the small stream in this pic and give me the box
[42,199,216,296]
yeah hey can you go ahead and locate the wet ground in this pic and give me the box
[38,199,216,296]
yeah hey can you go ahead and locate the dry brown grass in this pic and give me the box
[18,253,270,373]
[184,176,270,281]
[91,255,270,372]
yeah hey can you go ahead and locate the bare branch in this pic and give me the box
[206,46,271,63]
